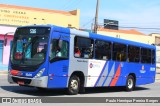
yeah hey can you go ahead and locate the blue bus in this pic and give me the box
[7,25,156,95]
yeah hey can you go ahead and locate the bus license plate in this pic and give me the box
[18,81,24,85]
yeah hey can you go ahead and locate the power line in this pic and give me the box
[69,0,83,10]
[63,0,83,11]
[97,23,160,30]
[81,20,160,30]
[81,20,160,33]
[81,18,94,28]
[62,0,76,10]
[119,26,160,30]
[60,0,70,10]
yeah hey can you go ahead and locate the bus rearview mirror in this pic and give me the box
[3,32,14,46]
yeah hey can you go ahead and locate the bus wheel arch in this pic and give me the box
[126,73,136,91]
[67,71,85,95]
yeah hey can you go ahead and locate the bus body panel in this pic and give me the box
[47,29,70,88]
[67,30,90,87]
[8,25,156,90]
[93,61,124,87]
[8,69,49,88]
[122,63,156,86]
[48,60,69,88]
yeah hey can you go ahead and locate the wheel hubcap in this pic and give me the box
[70,80,78,90]
[128,79,133,89]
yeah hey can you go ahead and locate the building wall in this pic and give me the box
[0,4,80,70]
[1,36,13,65]
[150,33,160,45]
[0,4,80,29]
[0,26,17,34]
[0,26,16,66]
[97,30,155,44]
[156,46,160,68]
[0,35,13,65]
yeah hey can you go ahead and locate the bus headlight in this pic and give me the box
[34,68,45,78]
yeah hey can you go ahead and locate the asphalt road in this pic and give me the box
[0,75,160,106]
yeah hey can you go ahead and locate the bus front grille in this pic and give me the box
[12,77,32,85]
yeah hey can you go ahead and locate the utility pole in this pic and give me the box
[94,0,100,33]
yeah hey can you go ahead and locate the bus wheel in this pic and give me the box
[67,75,80,95]
[126,75,135,91]
[36,87,47,91]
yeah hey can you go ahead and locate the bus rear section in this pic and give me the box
[68,33,156,93]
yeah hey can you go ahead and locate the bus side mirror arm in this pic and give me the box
[3,32,14,46]
[4,33,8,46]
[4,38,7,46]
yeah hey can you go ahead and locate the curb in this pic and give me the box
[155,79,160,82]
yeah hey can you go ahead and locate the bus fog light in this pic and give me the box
[34,68,45,78]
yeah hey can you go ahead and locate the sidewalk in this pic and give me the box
[156,68,160,82]
[0,70,8,75]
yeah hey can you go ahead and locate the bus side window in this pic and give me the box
[113,43,127,61]
[128,45,140,63]
[74,36,93,59]
[141,48,151,64]
[95,40,111,60]
[50,39,69,62]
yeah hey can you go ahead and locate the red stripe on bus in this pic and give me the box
[110,64,121,86]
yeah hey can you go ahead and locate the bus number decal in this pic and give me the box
[150,67,155,71]
[30,29,36,34]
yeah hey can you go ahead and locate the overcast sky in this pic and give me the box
[0,0,160,34]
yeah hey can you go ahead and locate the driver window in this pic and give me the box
[50,39,69,61]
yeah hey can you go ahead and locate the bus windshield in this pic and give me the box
[10,27,50,67]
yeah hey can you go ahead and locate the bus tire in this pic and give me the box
[126,75,135,91]
[67,75,80,95]
[36,87,47,91]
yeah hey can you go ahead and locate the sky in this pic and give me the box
[0,0,160,34]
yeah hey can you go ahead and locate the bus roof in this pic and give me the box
[69,27,155,49]
[17,24,155,49]
[90,32,155,49]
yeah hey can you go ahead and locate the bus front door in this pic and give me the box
[48,31,70,88]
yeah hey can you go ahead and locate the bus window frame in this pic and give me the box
[127,45,141,63]
[49,39,69,63]
[95,39,112,61]
[140,47,152,64]
[112,42,127,62]
[151,49,155,64]
[74,36,94,59]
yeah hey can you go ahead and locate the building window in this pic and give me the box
[112,43,126,61]
[74,36,93,59]
[95,40,111,60]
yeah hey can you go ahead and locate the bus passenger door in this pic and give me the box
[48,31,70,88]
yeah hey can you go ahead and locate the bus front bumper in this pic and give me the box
[8,74,48,88]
